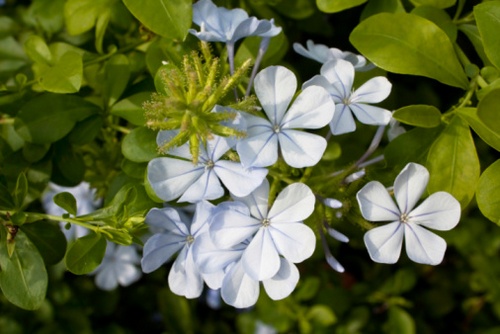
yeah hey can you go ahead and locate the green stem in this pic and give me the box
[0,210,100,232]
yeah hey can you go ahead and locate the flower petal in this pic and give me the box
[115,261,142,287]
[356,181,400,221]
[147,157,205,202]
[145,207,189,235]
[254,66,297,124]
[320,59,354,99]
[190,201,215,236]
[215,160,268,197]
[221,261,260,308]
[351,77,392,103]
[210,209,261,249]
[268,183,315,223]
[409,192,461,231]
[393,163,429,214]
[363,221,404,264]
[236,129,278,168]
[168,246,204,298]
[262,258,299,300]
[349,103,392,126]
[270,222,316,263]
[231,17,271,43]
[178,169,224,203]
[193,232,245,274]
[242,228,281,281]
[278,130,327,168]
[156,130,191,159]
[404,223,447,265]
[233,178,270,220]
[95,266,118,291]
[141,233,186,273]
[330,104,356,135]
[281,86,335,129]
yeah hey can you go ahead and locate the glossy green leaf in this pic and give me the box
[122,127,159,162]
[474,2,500,69]
[477,89,500,134]
[33,51,83,93]
[103,54,130,107]
[317,0,367,13]
[24,35,52,65]
[53,192,77,216]
[411,6,456,41]
[427,116,480,207]
[458,24,491,67]
[393,104,442,128]
[410,0,455,9]
[65,232,106,274]
[13,172,28,209]
[0,228,48,310]
[385,306,416,334]
[15,94,99,144]
[21,221,67,265]
[476,159,500,225]
[456,107,500,151]
[350,13,469,89]
[110,92,150,126]
[122,0,192,40]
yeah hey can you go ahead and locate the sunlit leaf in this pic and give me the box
[476,159,500,225]
[122,126,159,162]
[477,89,500,134]
[392,104,442,128]
[410,0,455,9]
[53,192,77,216]
[474,1,500,69]
[456,107,500,151]
[65,232,106,274]
[317,0,367,13]
[110,92,150,126]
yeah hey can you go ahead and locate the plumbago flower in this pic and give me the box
[303,58,392,135]
[293,40,372,71]
[141,201,216,298]
[237,66,335,168]
[92,242,142,291]
[357,163,461,265]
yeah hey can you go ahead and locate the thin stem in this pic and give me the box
[0,210,100,232]
[226,42,238,100]
[109,124,131,134]
[245,37,270,97]
[354,125,386,168]
[358,154,385,168]
[453,0,466,21]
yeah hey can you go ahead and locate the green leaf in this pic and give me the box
[350,12,469,89]
[476,159,500,225]
[53,192,77,216]
[385,306,416,334]
[65,232,106,274]
[103,54,130,107]
[15,94,100,144]
[306,305,337,326]
[33,51,83,93]
[122,126,159,162]
[427,116,480,208]
[317,0,368,13]
[122,0,192,40]
[474,2,500,69]
[477,89,500,134]
[458,24,491,67]
[456,107,500,151]
[52,142,85,186]
[410,0,455,9]
[21,221,67,265]
[67,115,104,145]
[22,142,50,163]
[24,35,52,65]
[110,92,150,126]
[274,0,316,19]
[411,6,457,41]
[64,0,115,35]
[24,0,65,35]
[13,172,28,209]
[393,104,442,128]
[0,180,14,209]
[0,228,48,310]
[360,0,406,21]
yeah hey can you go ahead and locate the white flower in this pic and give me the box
[387,111,406,141]
[209,179,316,281]
[148,129,268,203]
[41,182,99,240]
[92,242,142,291]
[189,0,279,44]
[303,59,392,135]
[236,66,335,168]
[141,201,214,298]
[293,40,372,71]
[356,163,461,265]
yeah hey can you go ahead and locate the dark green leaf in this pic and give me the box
[122,0,192,40]
[474,2,500,69]
[110,92,150,126]
[476,159,500,225]
[65,232,106,274]
[317,0,367,13]
[21,221,67,265]
[52,142,85,186]
[0,228,48,310]
[385,306,416,334]
[104,54,130,107]
[22,142,50,163]
[427,116,480,207]
[393,104,442,128]
[477,89,500,134]
[54,192,78,216]
[15,94,100,144]
[0,180,14,209]
[121,159,147,179]
[67,115,104,145]
[456,107,500,151]
[274,0,315,19]
[360,0,406,21]
[122,126,159,162]
[13,172,28,209]
[350,13,469,89]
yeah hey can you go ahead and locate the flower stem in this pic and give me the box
[245,37,270,97]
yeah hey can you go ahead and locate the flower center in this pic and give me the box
[400,213,409,224]
[186,235,195,244]
[273,124,281,133]
[205,160,215,171]
[261,218,271,227]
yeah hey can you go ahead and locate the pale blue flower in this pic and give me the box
[141,201,214,298]
[304,59,392,135]
[357,163,461,265]
[293,40,373,71]
[92,242,142,291]
[236,66,335,168]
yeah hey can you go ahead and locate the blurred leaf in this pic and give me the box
[477,89,500,134]
[0,17,18,39]
[33,51,83,93]
[22,142,50,163]
[94,8,110,53]
[274,0,315,19]
[350,13,469,89]
[385,306,416,334]
[409,0,455,9]
[0,228,48,310]
[360,0,406,21]
[411,6,456,41]
[306,304,337,326]
[317,0,367,13]
[24,0,65,35]
[65,232,106,274]
[122,0,192,40]
[52,142,85,186]
[380,268,417,295]
[474,2,500,69]
[103,54,130,107]
[392,104,442,128]
[476,159,500,225]
[122,126,159,162]
[67,115,103,145]
[158,287,194,334]
[295,276,320,301]
[24,35,52,65]
[0,180,14,209]
[456,107,500,151]
[53,192,77,216]
[235,32,288,69]
[110,92,150,126]
[458,24,491,67]
[15,94,100,144]
[427,116,480,207]
[13,172,28,209]
[64,0,115,35]
[21,221,67,265]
